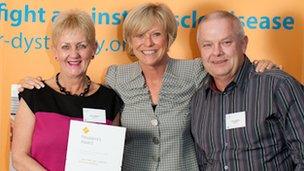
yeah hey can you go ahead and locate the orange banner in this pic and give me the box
[1,0,303,170]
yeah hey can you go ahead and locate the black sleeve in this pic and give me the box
[18,89,36,113]
[110,90,124,118]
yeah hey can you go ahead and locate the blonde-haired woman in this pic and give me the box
[105,3,202,170]
[12,10,122,171]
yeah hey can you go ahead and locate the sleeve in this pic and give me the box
[190,91,207,170]
[194,142,207,171]
[275,77,304,170]
[105,65,118,90]
[192,58,207,90]
[110,90,124,117]
[18,89,35,113]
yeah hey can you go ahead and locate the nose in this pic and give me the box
[143,35,154,47]
[69,48,80,58]
[212,43,223,57]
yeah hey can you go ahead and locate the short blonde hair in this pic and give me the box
[52,10,96,46]
[123,3,177,56]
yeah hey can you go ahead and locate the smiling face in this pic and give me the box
[197,17,248,83]
[54,29,97,78]
[130,23,169,67]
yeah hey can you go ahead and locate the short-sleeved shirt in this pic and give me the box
[19,83,123,171]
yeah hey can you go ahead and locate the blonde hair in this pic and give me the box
[123,3,177,55]
[52,10,96,46]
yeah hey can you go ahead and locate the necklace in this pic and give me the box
[55,73,91,97]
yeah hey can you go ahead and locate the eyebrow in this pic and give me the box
[60,41,87,44]
[200,35,235,43]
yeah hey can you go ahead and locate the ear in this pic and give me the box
[242,35,248,53]
[52,46,59,60]
[92,42,98,59]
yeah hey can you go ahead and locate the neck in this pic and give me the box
[213,77,234,92]
[56,73,89,96]
[140,57,168,81]
[140,57,168,105]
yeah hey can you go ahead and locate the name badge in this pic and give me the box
[83,108,106,124]
[226,111,246,130]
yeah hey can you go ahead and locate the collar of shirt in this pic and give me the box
[203,56,253,95]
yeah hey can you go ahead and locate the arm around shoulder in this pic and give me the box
[192,58,206,90]
[105,65,118,89]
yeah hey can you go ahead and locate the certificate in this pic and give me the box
[65,120,126,171]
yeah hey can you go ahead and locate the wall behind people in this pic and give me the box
[1,0,303,170]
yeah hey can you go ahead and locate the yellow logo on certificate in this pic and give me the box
[82,127,90,134]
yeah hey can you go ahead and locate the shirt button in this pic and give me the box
[152,137,160,145]
[150,119,158,126]
[224,165,229,170]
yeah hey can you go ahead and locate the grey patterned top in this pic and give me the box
[106,57,206,171]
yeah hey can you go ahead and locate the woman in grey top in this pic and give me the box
[105,3,204,170]
[19,3,278,171]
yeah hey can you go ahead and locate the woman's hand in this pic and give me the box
[253,59,282,73]
[18,76,45,92]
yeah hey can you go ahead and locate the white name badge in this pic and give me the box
[226,111,246,130]
[83,108,106,124]
[65,120,126,171]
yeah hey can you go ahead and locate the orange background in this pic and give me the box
[1,0,303,170]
